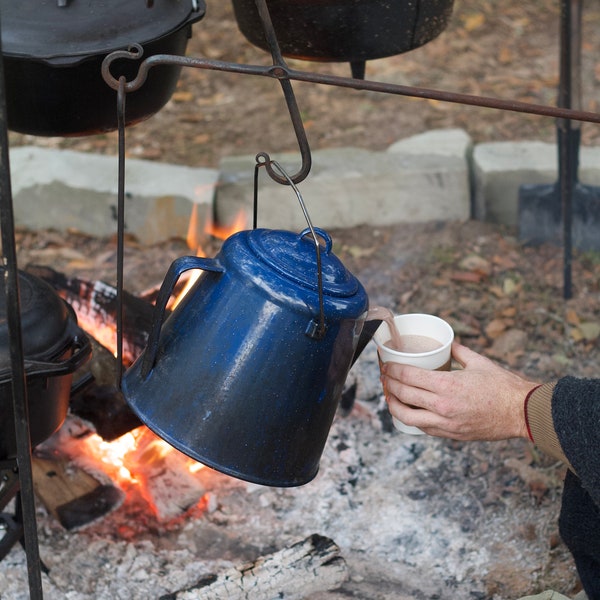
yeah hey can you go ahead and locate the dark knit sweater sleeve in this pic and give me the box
[551,376,600,507]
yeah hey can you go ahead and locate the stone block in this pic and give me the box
[9,146,219,245]
[472,140,600,226]
[215,129,472,231]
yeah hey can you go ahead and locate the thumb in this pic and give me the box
[451,342,485,369]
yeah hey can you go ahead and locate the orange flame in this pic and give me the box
[65,203,248,519]
[171,204,248,309]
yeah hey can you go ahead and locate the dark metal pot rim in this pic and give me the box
[0,0,206,65]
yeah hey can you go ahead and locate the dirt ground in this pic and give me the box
[13,218,600,599]
[7,0,600,167]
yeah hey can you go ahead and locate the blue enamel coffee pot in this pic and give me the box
[122,225,369,487]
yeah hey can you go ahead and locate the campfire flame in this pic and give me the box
[67,206,247,520]
[170,204,248,309]
[75,426,210,521]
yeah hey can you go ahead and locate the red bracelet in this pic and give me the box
[523,384,542,442]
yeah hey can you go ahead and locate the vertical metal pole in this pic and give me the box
[558,0,581,299]
[0,10,44,600]
[115,78,126,389]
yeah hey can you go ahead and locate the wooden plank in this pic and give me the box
[31,454,124,530]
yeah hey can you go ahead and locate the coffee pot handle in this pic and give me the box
[141,255,225,378]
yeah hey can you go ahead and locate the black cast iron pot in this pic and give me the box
[0,269,91,460]
[0,0,206,137]
[231,0,454,77]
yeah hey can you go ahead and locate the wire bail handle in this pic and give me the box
[254,153,326,339]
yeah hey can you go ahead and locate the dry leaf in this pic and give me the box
[485,318,507,339]
[463,12,486,31]
[171,91,194,103]
[502,278,519,295]
[498,46,513,65]
[570,327,584,343]
[458,254,492,276]
[579,322,600,342]
[565,308,580,326]
[492,254,517,270]
[489,285,505,298]
[450,271,485,283]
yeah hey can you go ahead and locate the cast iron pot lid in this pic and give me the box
[0,0,206,65]
[0,269,74,369]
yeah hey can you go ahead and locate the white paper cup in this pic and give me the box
[373,313,454,435]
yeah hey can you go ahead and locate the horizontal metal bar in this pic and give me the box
[102,52,600,125]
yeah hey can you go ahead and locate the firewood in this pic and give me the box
[123,428,206,521]
[31,452,124,531]
[70,338,142,441]
[25,265,155,363]
[160,534,349,600]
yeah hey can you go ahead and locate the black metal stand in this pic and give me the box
[0,11,45,600]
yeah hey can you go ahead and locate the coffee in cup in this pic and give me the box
[373,313,454,434]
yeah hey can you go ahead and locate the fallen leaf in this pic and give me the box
[450,271,484,283]
[485,318,507,339]
[492,254,517,270]
[489,285,505,298]
[502,277,520,295]
[487,329,528,358]
[498,46,513,65]
[171,91,194,103]
[345,245,376,259]
[458,254,492,275]
[565,308,580,326]
[579,321,600,342]
[569,327,584,343]
[463,12,486,32]
[448,318,480,337]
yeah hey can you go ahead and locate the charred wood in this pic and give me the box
[160,534,349,600]
[25,265,156,363]
[70,338,141,441]
[31,450,124,531]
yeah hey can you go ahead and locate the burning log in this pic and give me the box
[25,265,155,363]
[33,417,207,526]
[70,338,142,441]
[122,428,207,522]
[161,534,349,600]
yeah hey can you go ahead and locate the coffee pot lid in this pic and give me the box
[246,227,360,298]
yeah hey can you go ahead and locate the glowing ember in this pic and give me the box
[73,425,208,520]
[80,429,139,484]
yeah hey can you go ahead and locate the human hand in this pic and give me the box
[380,342,539,441]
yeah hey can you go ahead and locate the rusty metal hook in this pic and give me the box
[251,0,312,185]
[101,43,145,92]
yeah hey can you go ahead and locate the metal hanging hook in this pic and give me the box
[101,44,145,92]
[251,0,312,185]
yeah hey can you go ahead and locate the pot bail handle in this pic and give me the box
[141,255,225,379]
[22,333,92,379]
[255,156,326,339]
